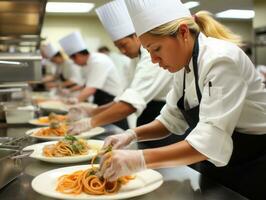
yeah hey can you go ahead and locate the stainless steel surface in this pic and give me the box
[0,53,42,82]
[0,148,23,190]
[0,0,47,51]
[0,124,248,200]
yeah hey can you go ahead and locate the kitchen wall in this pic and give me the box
[42,15,253,53]
[42,15,117,53]
[253,0,266,65]
[253,0,266,28]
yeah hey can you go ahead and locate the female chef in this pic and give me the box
[99,0,266,199]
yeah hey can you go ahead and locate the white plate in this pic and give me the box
[38,101,69,113]
[23,140,104,164]
[32,165,163,200]
[25,127,105,141]
[28,118,49,126]
[28,115,67,126]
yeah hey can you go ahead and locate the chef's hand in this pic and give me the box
[67,106,88,122]
[65,97,79,105]
[67,118,91,135]
[102,129,137,150]
[99,150,146,182]
[60,88,71,96]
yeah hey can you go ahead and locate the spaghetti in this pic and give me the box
[43,135,90,157]
[34,123,68,137]
[56,146,135,195]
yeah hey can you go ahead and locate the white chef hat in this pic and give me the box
[59,31,87,56]
[43,43,59,59]
[96,0,135,41]
[125,0,191,36]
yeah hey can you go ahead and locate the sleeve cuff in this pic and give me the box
[185,122,233,167]
[114,88,147,116]
[156,105,188,135]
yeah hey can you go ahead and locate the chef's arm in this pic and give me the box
[77,87,96,102]
[134,119,171,141]
[144,140,208,168]
[91,101,136,127]
[69,84,84,92]
[90,102,115,116]
[61,80,77,88]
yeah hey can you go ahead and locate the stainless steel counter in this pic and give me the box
[0,124,248,200]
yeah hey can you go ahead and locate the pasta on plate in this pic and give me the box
[43,135,90,157]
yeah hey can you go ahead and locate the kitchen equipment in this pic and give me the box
[0,148,23,190]
[4,104,36,124]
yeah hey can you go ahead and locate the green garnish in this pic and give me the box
[64,135,77,142]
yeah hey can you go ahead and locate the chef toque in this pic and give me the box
[125,0,191,36]
[42,43,59,59]
[96,0,135,41]
[59,31,87,56]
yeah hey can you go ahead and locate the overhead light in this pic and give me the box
[216,9,255,19]
[46,2,95,13]
[184,1,200,9]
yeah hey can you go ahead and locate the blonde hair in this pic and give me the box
[148,11,242,46]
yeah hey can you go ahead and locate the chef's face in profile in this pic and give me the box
[70,53,88,66]
[51,55,64,65]
[114,34,141,59]
[140,25,192,73]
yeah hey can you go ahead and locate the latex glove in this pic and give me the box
[65,97,79,105]
[60,88,71,96]
[99,150,146,182]
[67,106,89,122]
[67,118,91,135]
[102,129,137,150]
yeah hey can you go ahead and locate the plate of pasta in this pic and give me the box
[25,124,105,141]
[23,137,104,164]
[29,113,68,126]
[32,164,163,200]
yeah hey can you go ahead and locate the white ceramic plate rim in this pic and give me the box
[28,118,49,126]
[23,140,104,164]
[25,127,105,141]
[32,165,163,200]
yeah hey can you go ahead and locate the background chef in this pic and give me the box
[59,31,123,106]
[41,42,83,89]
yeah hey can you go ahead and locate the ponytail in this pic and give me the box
[148,10,242,46]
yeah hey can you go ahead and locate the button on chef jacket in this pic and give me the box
[55,60,83,85]
[156,33,266,167]
[80,52,123,97]
[114,46,174,116]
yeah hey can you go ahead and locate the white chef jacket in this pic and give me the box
[80,53,123,97]
[114,46,174,116]
[109,52,132,90]
[156,33,266,167]
[43,59,57,75]
[55,60,83,85]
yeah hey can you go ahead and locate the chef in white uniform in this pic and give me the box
[68,0,180,147]
[42,43,83,88]
[98,0,266,199]
[58,32,122,105]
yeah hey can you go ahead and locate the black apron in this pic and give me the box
[93,89,129,130]
[177,34,266,200]
[137,101,183,149]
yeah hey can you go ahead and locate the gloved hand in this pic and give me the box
[102,129,137,150]
[65,97,79,105]
[99,150,146,182]
[67,106,89,122]
[67,118,91,135]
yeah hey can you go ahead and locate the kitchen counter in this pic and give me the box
[0,124,248,200]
